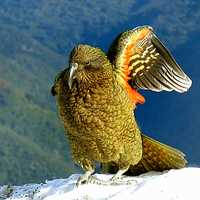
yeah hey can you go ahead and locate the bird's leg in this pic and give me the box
[109,166,129,182]
[76,169,94,186]
[76,159,96,186]
[104,164,137,185]
[77,160,134,186]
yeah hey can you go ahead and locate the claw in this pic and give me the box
[108,175,137,185]
[76,175,90,187]
[109,166,129,182]
[110,175,123,182]
[76,169,94,187]
[106,166,136,185]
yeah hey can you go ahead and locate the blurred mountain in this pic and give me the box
[0,0,76,184]
[0,0,199,184]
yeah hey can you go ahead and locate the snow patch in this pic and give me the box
[0,168,200,200]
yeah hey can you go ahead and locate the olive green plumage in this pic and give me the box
[53,45,142,172]
[52,26,191,184]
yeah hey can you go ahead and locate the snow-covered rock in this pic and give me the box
[1,168,200,200]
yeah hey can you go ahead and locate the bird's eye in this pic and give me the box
[84,57,101,71]
[84,61,94,71]
[85,61,90,65]
[84,64,93,71]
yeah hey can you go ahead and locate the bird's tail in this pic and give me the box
[102,133,187,175]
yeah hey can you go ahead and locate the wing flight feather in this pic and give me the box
[107,26,192,94]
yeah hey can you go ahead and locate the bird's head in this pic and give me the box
[68,44,113,90]
[51,44,113,96]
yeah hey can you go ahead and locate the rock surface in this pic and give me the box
[0,168,199,200]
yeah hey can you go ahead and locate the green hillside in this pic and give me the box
[0,35,78,184]
[0,1,80,184]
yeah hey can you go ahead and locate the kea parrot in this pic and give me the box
[51,26,192,186]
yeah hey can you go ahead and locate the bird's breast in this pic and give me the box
[57,83,136,162]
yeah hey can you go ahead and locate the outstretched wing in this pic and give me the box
[107,26,192,98]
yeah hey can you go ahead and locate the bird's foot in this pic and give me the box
[76,168,95,187]
[76,174,136,186]
[76,175,105,186]
[108,175,137,185]
[105,166,135,185]
[110,174,122,182]
[76,174,90,187]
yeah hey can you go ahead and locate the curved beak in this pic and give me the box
[51,85,57,96]
[68,63,78,89]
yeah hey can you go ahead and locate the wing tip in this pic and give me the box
[178,76,192,93]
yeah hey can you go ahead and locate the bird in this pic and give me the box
[51,26,192,186]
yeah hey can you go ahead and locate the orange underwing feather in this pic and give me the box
[125,83,145,104]
[107,26,192,103]
[117,28,151,104]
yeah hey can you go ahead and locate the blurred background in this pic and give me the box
[0,0,199,185]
